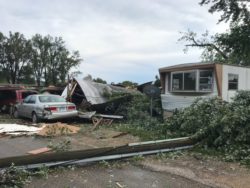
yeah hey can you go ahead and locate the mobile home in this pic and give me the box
[159,62,250,115]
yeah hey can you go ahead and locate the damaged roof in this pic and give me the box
[62,78,133,105]
[159,62,215,72]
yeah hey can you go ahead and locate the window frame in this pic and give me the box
[228,73,239,90]
[170,69,214,93]
[199,70,214,92]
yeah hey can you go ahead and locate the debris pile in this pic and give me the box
[0,123,80,137]
[0,124,42,136]
[37,123,80,137]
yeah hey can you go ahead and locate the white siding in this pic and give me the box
[161,93,217,111]
[222,65,250,101]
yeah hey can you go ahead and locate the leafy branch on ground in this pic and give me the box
[0,163,49,188]
[47,139,72,152]
[164,90,250,165]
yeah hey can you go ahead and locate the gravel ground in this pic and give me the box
[25,163,210,188]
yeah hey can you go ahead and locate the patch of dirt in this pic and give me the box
[140,153,250,188]
[0,117,139,158]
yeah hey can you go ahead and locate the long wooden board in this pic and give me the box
[0,137,194,168]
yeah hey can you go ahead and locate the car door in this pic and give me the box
[25,95,37,118]
[18,96,31,117]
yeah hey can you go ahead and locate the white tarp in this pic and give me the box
[0,124,42,135]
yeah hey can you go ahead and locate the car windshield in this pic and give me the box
[39,96,66,103]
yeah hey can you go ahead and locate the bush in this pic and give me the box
[114,93,164,140]
[164,91,250,164]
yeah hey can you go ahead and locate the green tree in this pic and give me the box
[2,32,31,84]
[154,75,161,87]
[119,81,138,89]
[0,32,7,82]
[93,77,107,84]
[46,37,81,85]
[57,50,81,84]
[30,34,52,86]
[200,0,250,23]
[179,0,250,65]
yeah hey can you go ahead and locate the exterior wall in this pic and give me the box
[164,74,169,93]
[222,65,250,102]
[161,92,218,111]
[161,70,218,111]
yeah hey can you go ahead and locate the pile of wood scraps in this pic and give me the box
[91,114,123,131]
[78,111,124,130]
[37,122,80,137]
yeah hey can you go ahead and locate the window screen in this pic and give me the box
[228,74,238,90]
[199,70,213,91]
[172,73,183,91]
[184,72,196,90]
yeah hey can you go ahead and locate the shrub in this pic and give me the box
[114,93,164,140]
[164,91,250,164]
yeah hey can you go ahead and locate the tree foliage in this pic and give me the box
[0,31,82,85]
[118,81,138,89]
[93,77,107,84]
[179,0,250,65]
[2,32,32,84]
[200,0,250,23]
[164,91,250,164]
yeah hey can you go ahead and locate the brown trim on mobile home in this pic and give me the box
[214,64,223,97]
[159,63,215,73]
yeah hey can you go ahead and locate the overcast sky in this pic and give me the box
[0,0,228,84]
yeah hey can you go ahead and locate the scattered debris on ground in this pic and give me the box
[25,162,210,188]
[27,147,52,155]
[47,139,72,152]
[0,124,42,136]
[140,152,250,188]
[36,123,80,137]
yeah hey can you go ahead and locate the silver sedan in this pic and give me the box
[14,94,78,123]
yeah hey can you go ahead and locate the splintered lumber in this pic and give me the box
[0,137,194,168]
[27,147,52,155]
[37,123,80,136]
[112,132,128,138]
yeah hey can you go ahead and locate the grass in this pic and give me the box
[111,123,165,141]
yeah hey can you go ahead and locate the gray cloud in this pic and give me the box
[0,0,228,83]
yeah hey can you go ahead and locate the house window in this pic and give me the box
[172,73,183,90]
[228,74,238,90]
[172,71,196,91]
[199,70,213,91]
[171,69,213,92]
[184,72,196,90]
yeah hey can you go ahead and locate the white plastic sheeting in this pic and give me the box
[0,124,42,135]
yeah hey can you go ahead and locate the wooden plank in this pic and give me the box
[0,137,194,168]
[0,147,115,168]
[27,147,52,155]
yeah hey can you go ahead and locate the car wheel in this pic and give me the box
[32,112,39,123]
[13,108,19,118]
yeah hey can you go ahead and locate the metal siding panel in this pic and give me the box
[161,93,217,111]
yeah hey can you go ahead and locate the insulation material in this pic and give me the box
[0,124,42,135]
[37,123,80,137]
